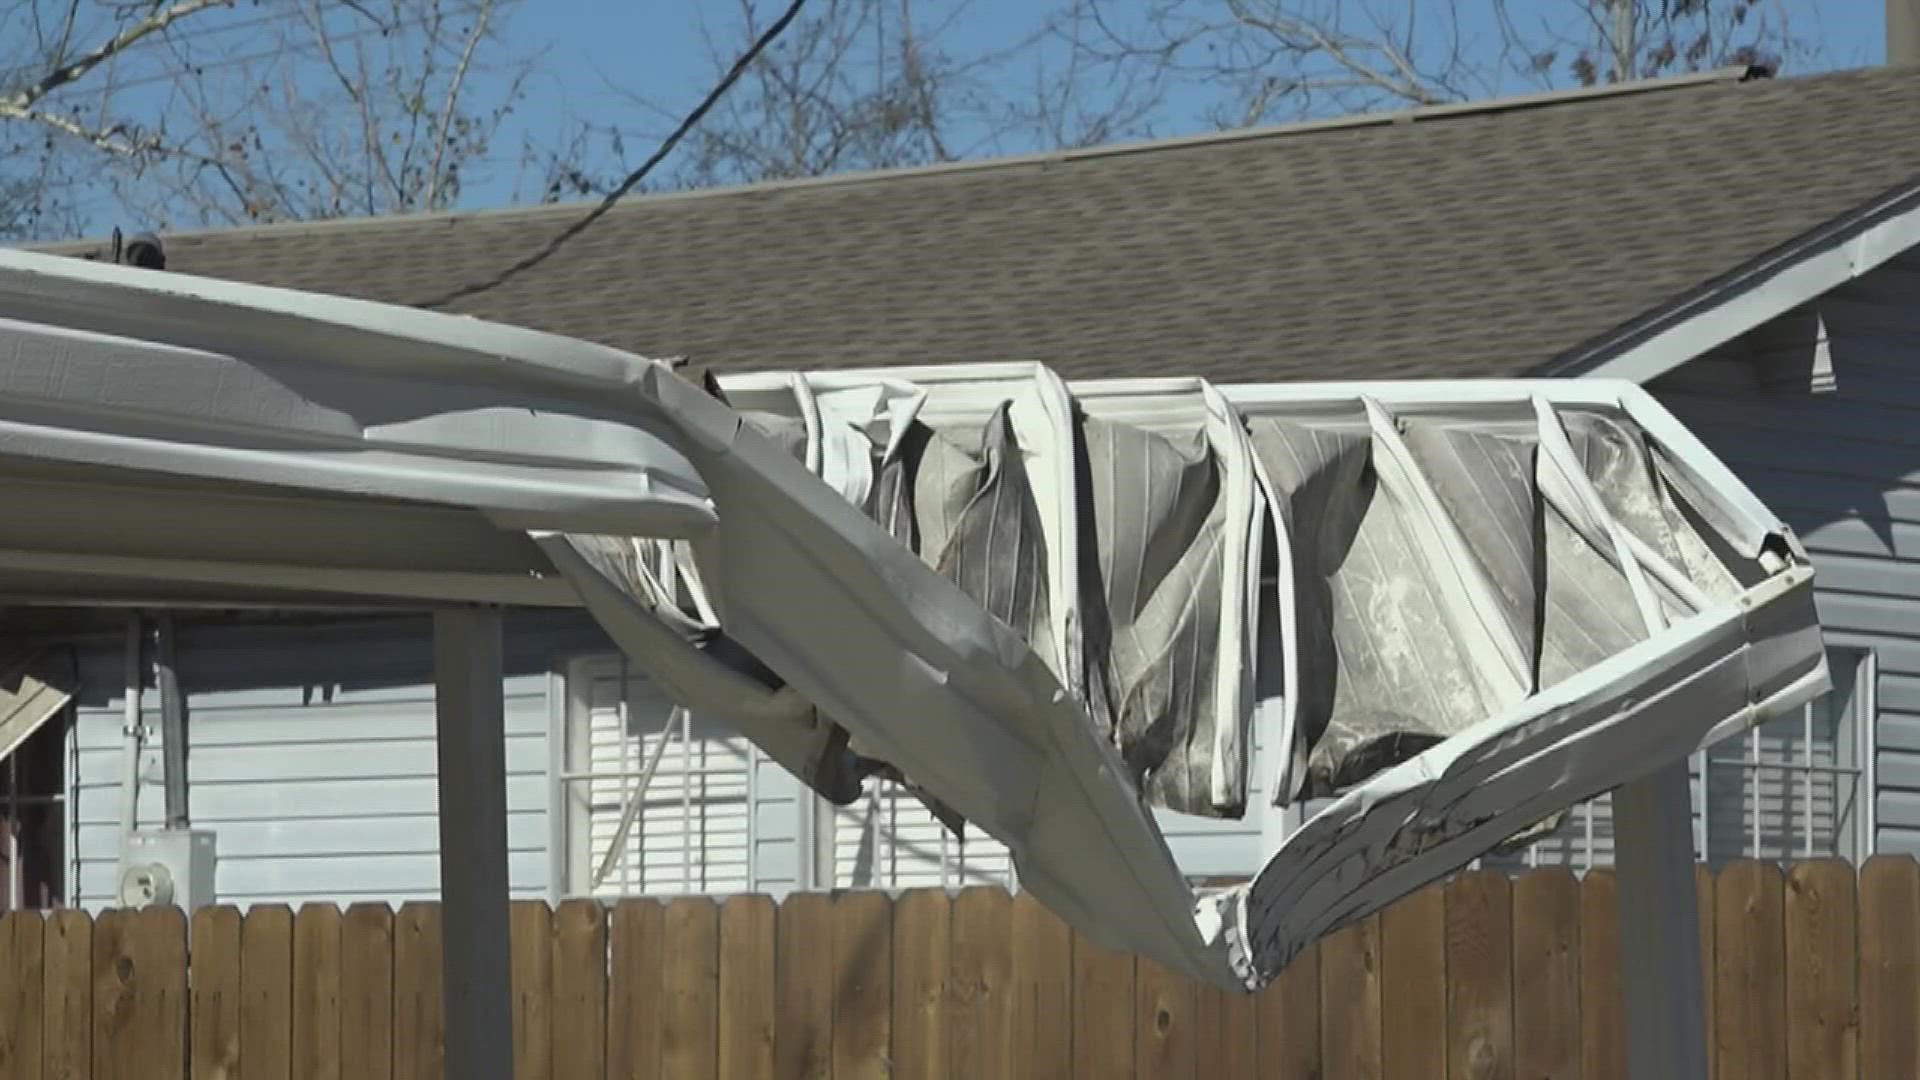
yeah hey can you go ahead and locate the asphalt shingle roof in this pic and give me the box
[43,62,1920,382]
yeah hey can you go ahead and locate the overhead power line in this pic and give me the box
[417,0,812,309]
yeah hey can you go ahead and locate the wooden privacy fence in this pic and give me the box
[0,857,1917,1078]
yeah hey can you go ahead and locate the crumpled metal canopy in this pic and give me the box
[0,249,1826,991]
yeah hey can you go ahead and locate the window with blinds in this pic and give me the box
[1490,647,1871,871]
[832,780,1016,891]
[1702,648,1868,864]
[560,658,759,898]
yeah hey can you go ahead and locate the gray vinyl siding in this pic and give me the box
[64,612,607,911]
[1651,251,1920,857]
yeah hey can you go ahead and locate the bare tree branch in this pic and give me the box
[0,0,229,133]
[425,0,492,207]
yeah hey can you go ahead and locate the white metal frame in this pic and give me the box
[0,250,1833,1079]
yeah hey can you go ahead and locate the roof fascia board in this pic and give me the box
[1543,183,1920,383]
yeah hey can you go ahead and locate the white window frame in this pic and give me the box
[1699,646,1874,864]
[549,654,762,900]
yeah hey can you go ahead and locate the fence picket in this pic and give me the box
[1446,872,1514,1080]
[1133,957,1196,1080]
[662,897,720,1080]
[1698,864,1717,1080]
[1784,860,1858,1079]
[240,906,293,1080]
[1860,856,1920,1078]
[1194,978,1257,1079]
[607,899,664,1080]
[390,904,443,1080]
[0,911,44,1080]
[508,902,552,1080]
[1070,925,1135,1077]
[1512,869,1579,1080]
[291,906,341,1080]
[1006,891,1071,1080]
[889,889,948,1080]
[1381,883,1446,1080]
[550,900,606,1080]
[0,862,1896,1077]
[93,908,186,1080]
[337,905,392,1080]
[1579,869,1624,1080]
[948,888,1011,1079]
[829,892,890,1080]
[1256,939,1319,1080]
[771,893,830,1080]
[188,907,241,1080]
[717,895,776,1080]
[43,909,91,1080]
[1319,915,1382,1080]
[1715,860,1788,1080]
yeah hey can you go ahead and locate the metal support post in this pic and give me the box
[433,608,514,1080]
[1613,761,1709,1079]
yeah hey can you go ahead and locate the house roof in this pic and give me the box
[38,62,1920,383]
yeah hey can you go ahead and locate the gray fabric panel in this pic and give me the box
[926,403,1052,649]
[1248,415,1491,798]
[837,403,1054,837]
[1078,415,1233,815]
[1401,419,1542,689]
[1563,408,1745,605]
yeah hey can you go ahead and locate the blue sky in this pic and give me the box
[467,0,1889,206]
[15,0,1898,228]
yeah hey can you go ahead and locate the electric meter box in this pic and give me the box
[116,828,217,911]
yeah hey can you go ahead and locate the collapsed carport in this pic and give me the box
[0,249,1827,1078]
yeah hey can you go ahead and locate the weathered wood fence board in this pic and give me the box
[0,857,1911,1078]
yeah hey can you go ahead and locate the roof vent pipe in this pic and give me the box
[1893,0,1920,65]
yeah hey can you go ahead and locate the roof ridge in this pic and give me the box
[24,62,1848,252]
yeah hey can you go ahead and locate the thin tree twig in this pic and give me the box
[418,0,812,308]
[425,0,493,207]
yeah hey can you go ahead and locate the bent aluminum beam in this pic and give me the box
[0,248,1826,992]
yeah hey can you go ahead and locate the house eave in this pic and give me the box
[1541,181,1920,383]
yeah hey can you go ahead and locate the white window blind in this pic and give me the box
[560,658,758,898]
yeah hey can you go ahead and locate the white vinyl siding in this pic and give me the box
[1651,252,1920,858]
[66,616,577,910]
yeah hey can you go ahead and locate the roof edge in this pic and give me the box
[28,66,1767,253]
[1541,180,1920,382]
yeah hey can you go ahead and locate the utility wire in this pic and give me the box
[417,0,810,309]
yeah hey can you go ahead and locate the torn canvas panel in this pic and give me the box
[1248,411,1496,799]
[1077,413,1231,815]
